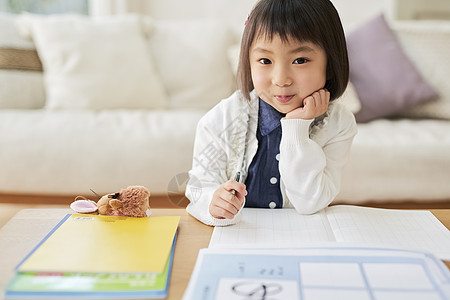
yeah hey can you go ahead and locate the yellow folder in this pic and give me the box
[18,214,180,273]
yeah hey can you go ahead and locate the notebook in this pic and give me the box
[5,214,180,299]
[210,205,450,260]
[5,233,177,299]
[17,214,180,273]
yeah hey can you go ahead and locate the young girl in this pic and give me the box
[185,0,357,226]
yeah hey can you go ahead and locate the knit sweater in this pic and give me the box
[185,90,358,226]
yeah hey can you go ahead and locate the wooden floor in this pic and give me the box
[1,192,449,229]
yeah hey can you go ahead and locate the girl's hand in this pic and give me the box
[209,180,247,219]
[285,89,330,120]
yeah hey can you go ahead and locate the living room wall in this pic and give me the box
[89,0,450,34]
[90,0,386,30]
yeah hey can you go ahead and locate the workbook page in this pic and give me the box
[183,247,450,300]
[209,208,335,248]
[325,205,450,260]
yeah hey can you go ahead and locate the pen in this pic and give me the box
[234,171,241,183]
[231,171,241,195]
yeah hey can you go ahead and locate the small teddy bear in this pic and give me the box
[70,186,151,218]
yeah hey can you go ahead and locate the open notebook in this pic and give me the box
[209,205,450,260]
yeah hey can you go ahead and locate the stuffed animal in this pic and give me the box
[70,186,151,217]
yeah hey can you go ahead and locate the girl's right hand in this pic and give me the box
[285,89,330,120]
[210,180,247,219]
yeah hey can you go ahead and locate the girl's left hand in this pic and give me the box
[285,89,330,120]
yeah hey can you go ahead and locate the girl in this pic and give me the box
[185,0,357,226]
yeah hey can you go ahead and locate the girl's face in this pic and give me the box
[250,34,327,114]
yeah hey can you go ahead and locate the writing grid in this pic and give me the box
[299,258,444,300]
[209,208,334,247]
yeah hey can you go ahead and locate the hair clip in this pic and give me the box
[244,14,250,26]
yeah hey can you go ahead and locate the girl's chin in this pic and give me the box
[259,95,302,114]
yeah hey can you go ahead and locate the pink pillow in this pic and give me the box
[347,14,438,123]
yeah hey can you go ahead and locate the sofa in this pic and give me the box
[0,11,449,206]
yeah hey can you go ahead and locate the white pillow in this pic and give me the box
[18,14,168,110]
[146,18,236,110]
[0,12,45,109]
[393,21,450,119]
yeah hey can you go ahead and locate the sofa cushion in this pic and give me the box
[0,12,45,109]
[337,119,450,202]
[0,110,204,195]
[347,14,438,123]
[146,18,236,110]
[393,21,450,120]
[17,14,168,110]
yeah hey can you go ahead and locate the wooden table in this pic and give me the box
[0,208,449,299]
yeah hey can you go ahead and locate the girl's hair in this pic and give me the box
[238,0,348,101]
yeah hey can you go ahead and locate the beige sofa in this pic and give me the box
[0,12,449,205]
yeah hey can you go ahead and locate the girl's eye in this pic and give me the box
[258,58,272,65]
[293,58,309,64]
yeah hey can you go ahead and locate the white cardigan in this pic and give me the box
[186,90,357,226]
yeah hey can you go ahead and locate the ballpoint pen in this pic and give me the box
[231,171,241,195]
